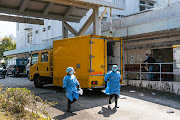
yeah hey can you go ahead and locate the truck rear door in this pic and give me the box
[90,37,107,76]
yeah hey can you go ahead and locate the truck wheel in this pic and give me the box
[34,76,43,88]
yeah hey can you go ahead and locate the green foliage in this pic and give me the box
[0,36,16,59]
[0,86,57,119]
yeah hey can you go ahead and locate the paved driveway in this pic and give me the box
[0,76,180,120]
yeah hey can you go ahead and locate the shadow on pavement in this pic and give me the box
[2,77,180,119]
[29,86,111,120]
[53,112,77,120]
[29,85,180,120]
[98,106,117,117]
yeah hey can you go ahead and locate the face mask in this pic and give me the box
[146,56,148,59]
[112,68,117,72]
[70,71,74,75]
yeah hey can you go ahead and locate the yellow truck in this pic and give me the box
[30,35,123,89]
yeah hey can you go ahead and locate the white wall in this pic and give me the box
[124,80,180,95]
[16,0,180,50]
[16,0,138,50]
[156,0,180,6]
[16,20,63,50]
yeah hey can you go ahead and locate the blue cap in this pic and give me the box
[66,67,75,73]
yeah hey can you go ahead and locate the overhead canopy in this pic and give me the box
[40,0,125,10]
[0,0,125,24]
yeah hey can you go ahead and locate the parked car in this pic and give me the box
[0,64,6,78]
[26,57,31,79]
[6,58,27,77]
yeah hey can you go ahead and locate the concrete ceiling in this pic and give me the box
[0,0,125,24]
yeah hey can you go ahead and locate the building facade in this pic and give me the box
[101,1,180,95]
[5,0,180,57]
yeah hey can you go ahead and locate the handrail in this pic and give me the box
[124,62,180,82]
[125,63,180,64]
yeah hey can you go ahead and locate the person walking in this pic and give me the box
[63,67,81,113]
[104,65,121,108]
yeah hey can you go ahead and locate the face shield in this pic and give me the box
[112,65,118,72]
[66,67,76,74]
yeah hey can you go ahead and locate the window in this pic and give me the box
[43,28,46,32]
[149,3,154,6]
[48,26,51,30]
[31,53,39,65]
[140,6,146,11]
[140,0,154,11]
[17,59,27,65]
[140,1,145,4]
[112,0,121,4]
[36,30,38,34]
[27,32,32,43]
[41,52,48,62]
[8,59,16,65]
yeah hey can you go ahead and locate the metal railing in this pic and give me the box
[124,63,180,82]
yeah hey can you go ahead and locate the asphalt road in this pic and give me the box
[0,76,180,120]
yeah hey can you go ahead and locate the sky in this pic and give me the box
[0,21,16,38]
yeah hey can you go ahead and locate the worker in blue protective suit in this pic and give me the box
[104,65,121,108]
[63,67,81,113]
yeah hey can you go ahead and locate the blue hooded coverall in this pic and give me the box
[104,71,121,96]
[63,75,79,102]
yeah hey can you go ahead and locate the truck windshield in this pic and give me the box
[31,53,39,65]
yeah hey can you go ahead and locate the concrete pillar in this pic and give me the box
[62,20,68,38]
[93,7,100,35]
[99,7,108,36]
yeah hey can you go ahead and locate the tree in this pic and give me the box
[0,36,16,59]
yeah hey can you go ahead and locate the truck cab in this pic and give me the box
[30,49,53,88]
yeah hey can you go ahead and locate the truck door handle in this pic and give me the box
[47,67,48,71]
[99,65,105,68]
[37,67,38,71]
